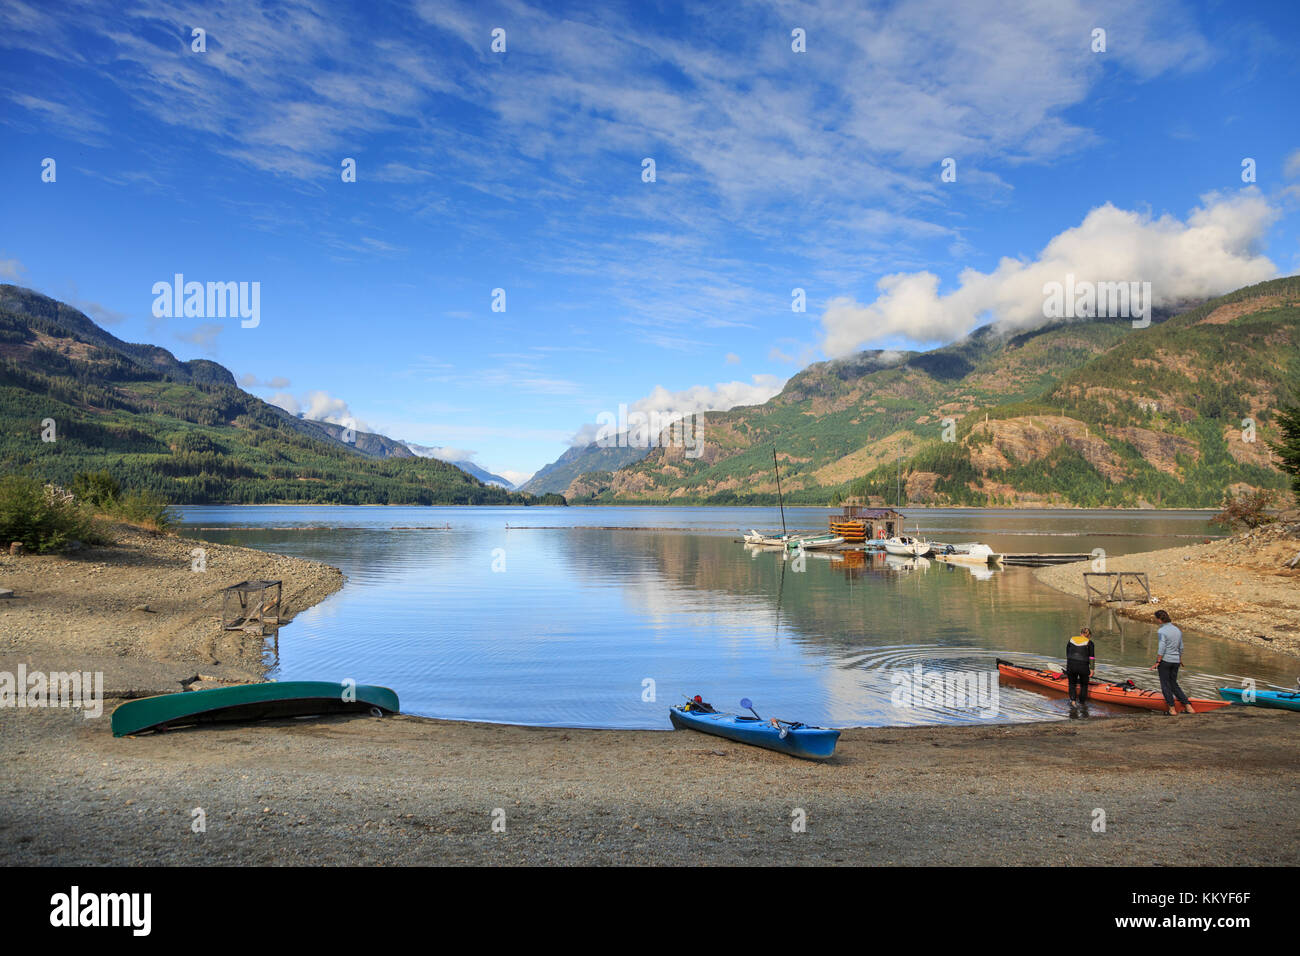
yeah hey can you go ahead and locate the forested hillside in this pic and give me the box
[0,286,551,505]
[569,278,1299,508]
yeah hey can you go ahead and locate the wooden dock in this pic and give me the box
[1001,553,1090,567]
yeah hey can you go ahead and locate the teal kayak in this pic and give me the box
[669,704,840,759]
[1218,687,1300,712]
[111,681,400,736]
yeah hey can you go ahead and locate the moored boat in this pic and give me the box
[934,543,1003,565]
[669,701,840,759]
[883,534,930,557]
[743,529,791,546]
[1218,687,1300,712]
[786,533,844,551]
[110,680,400,736]
[996,660,1229,713]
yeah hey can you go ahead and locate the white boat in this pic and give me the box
[786,534,844,551]
[744,529,792,547]
[933,543,1004,566]
[883,534,930,557]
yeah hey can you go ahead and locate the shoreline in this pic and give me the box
[1033,522,1300,658]
[0,524,343,695]
[3,520,1298,865]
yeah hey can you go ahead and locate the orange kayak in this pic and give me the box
[996,659,1231,713]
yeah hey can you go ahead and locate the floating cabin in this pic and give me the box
[829,504,903,543]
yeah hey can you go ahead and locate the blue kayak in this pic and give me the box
[1218,687,1300,712]
[669,705,840,759]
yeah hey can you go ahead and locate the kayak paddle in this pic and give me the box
[741,698,789,737]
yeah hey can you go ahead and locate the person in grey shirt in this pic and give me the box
[1151,609,1192,714]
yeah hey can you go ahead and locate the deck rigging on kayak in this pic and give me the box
[670,694,840,759]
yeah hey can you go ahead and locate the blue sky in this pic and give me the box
[2,0,1298,484]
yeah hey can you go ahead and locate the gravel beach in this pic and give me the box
[3,704,1296,866]
[0,525,343,694]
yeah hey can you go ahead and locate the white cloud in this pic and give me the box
[174,323,223,355]
[301,390,359,425]
[70,298,126,326]
[239,372,291,389]
[724,352,741,365]
[498,469,533,488]
[820,191,1280,356]
[404,443,478,463]
[268,389,371,432]
[569,374,786,446]
[0,258,27,280]
[1284,148,1300,180]
[268,392,300,415]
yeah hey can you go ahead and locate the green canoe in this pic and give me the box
[110,681,400,736]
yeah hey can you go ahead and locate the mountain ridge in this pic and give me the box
[0,285,552,505]
[563,279,1298,508]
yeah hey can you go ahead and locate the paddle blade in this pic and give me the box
[740,697,753,709]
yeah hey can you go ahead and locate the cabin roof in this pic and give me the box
[838,506,902,518]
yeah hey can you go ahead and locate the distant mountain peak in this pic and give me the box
[402,442,515,488]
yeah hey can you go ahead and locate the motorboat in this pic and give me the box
[883,534,930,557]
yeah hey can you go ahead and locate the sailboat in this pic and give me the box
[743,447,797,548]
[883,529,930,557]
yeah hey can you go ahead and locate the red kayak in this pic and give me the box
[996,659,1231,713]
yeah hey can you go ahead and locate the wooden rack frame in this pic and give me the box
[1083,572,1151,606]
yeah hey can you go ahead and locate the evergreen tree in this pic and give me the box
[1271,385,1300,495]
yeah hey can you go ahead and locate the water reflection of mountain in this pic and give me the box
[191,524,1299,700]
[562,530,1297,693]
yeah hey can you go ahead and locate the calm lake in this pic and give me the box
[177,506,1297,729]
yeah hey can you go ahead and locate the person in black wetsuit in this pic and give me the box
[1065,626,1096,708]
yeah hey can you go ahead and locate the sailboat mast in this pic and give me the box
[772,446,788,536]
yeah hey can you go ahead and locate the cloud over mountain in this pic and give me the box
[269,390,371,432]
[819,191,1280,356]
[568,375,786,446]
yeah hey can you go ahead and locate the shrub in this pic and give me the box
[107,488,174,531]
[0,475,108,553]
[70,470,121,507]
[1212,488,1278,531]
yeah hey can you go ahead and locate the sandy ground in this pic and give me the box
[1034,520,1300,658]
[3,704,1297,866]
[0,525,343,694]
[2,525,1298,866]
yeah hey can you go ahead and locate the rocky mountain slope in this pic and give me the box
[520,442,648,495]
[571,278,1299,507]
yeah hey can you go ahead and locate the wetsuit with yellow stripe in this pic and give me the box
[1065,635,1096,704]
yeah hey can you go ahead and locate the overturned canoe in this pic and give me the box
[996,660,1228,713]
[669,704,840,759]
[111,681,400,736]
[1218,687,1300,712]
